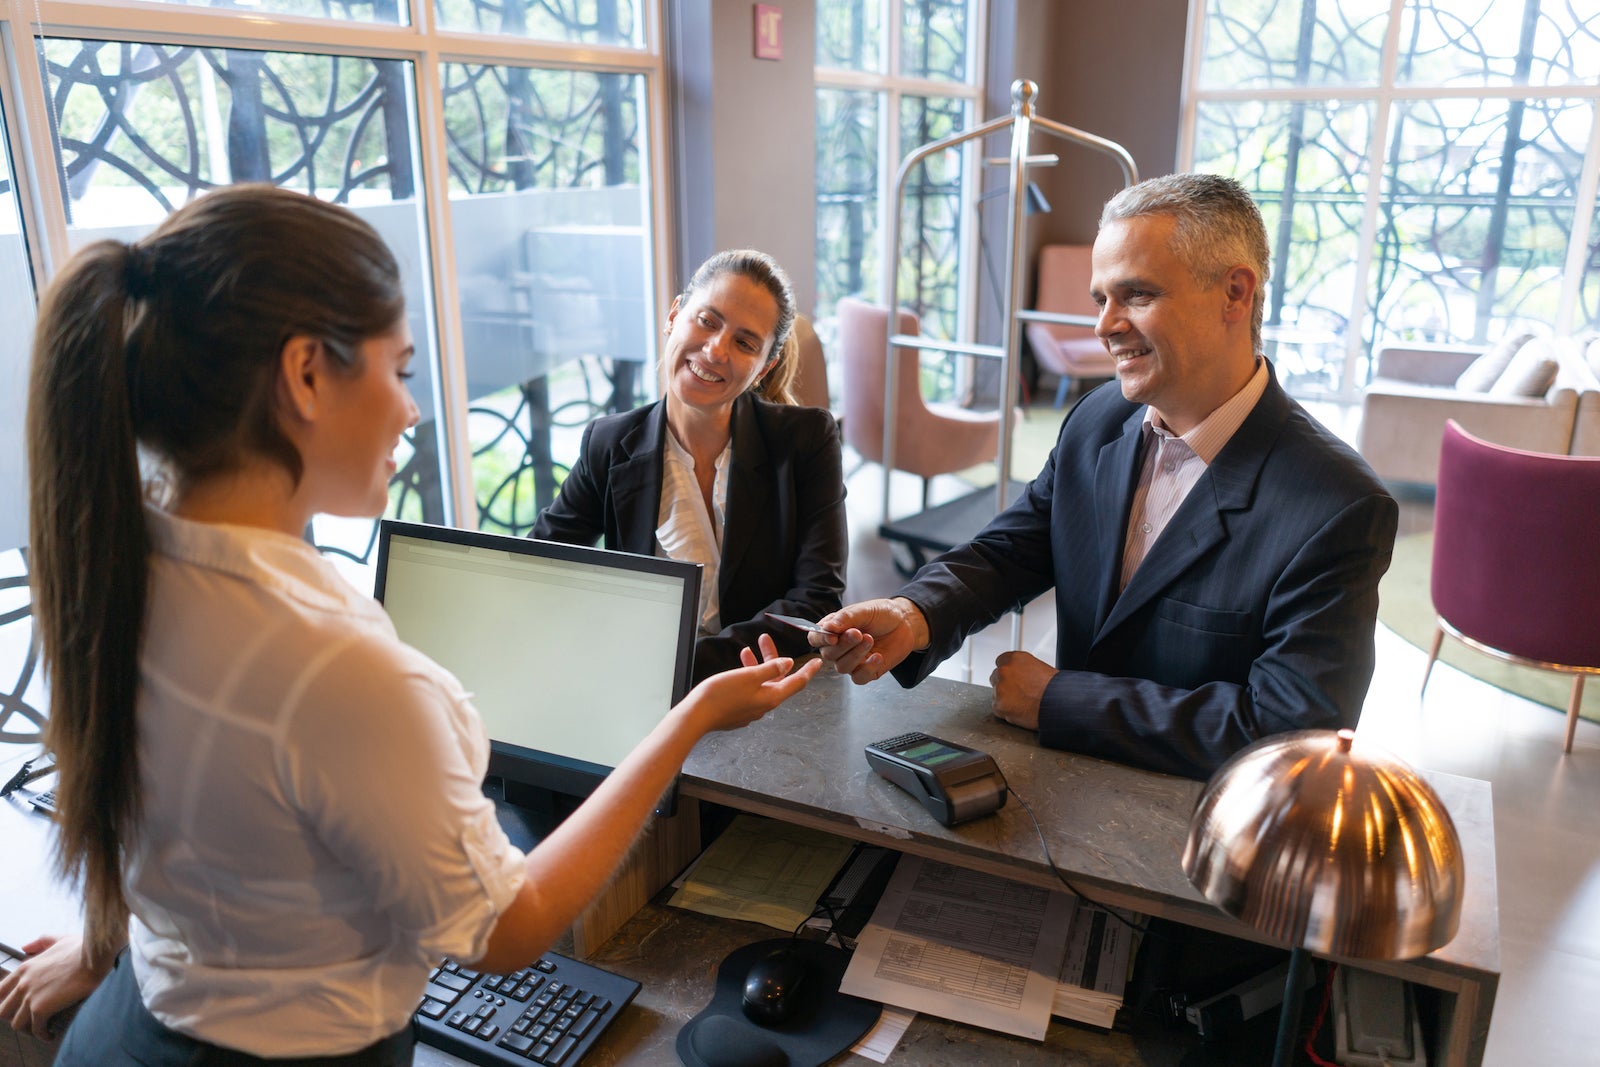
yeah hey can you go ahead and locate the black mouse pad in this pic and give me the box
[676,938,882,1067]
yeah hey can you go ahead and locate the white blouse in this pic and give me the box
[655,429,731,634]
[127,508,526,1056]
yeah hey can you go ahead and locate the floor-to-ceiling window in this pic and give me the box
[0,89,33,558]
[814,0,985,396]
[0,0,670,733]
[0,0,670,568]
[0,83,43,746]
[40,33,446,571]
[1182,0,1600,402]
[441,62,652,536]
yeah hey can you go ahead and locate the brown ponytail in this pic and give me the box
[27,185,404,961]
[754,330,800,405]
[28,241,150,960]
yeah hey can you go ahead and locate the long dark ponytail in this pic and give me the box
[27,185,404,960]
[28,242,149,962]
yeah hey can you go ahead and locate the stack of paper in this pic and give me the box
[839,854,1135,1040]
[1052,894,1136,1028]
[667,813,856,931]
[839,855,1072,1040]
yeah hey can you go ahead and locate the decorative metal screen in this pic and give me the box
[0,552,45,747]
[442,62,649,536]
[1189,0,1600,396]
[44,40,417,214]
[815,87,880,322]
[815,0,979,402]
[433,0,641,47]
[43,37,444,568]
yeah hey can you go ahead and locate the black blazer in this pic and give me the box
[895,364,1399,779]
[532,394,848,682]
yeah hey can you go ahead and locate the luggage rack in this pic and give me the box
[877,80,1137,595]
[880,479,1027,579]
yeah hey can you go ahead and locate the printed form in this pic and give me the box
[1053,895,1136,1027]
[668,813,855,931]
[839,854,1073,1040]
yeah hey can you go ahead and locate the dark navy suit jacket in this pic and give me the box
[894,364,1398,779]
[532,394,848,682]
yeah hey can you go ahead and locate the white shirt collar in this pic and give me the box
[1141,358,1270,464]
[144,506,366,615]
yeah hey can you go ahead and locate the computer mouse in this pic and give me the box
[740,947,809,1026]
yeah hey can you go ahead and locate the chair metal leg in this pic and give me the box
[1053,376,1071,409]
[1564,675,1585,754]
[1421,625,1445,697]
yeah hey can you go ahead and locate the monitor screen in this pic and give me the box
[372,520,701,799]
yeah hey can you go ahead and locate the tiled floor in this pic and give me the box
[839,399,1600,1066]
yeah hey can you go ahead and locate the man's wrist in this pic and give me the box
[890,597,931,651]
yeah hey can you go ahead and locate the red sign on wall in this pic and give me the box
[754,4,783,61]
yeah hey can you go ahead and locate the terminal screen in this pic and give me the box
[373,522,699,787]
[899,740,965,767]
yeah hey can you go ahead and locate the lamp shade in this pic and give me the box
[1182,729,1464,960]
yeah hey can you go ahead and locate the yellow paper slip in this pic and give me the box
[668,813,856,931]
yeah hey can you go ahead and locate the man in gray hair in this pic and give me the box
[815,172,1397,780]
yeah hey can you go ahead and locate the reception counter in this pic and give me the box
[4,670,1498,1067]
[435,670,1500,1066]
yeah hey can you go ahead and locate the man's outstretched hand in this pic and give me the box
[810,597,930,685]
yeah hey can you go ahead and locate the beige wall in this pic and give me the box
[672,0,819,313]
[670,0,1190,320]
[1025,0,1190,246]
[976,0,1190,349]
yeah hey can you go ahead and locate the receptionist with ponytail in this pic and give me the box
[532,249,848,681]
[0,185,816,1064]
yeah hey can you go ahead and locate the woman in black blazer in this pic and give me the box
[533,250,847,680]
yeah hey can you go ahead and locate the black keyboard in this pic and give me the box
[414,953,639,1067]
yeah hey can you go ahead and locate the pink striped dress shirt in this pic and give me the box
[1119,360,1270,592]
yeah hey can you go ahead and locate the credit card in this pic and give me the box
[764,612,843,636]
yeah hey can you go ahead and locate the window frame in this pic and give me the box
[814,0,987,345]
[0,0,677,530]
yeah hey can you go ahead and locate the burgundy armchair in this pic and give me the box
[1424,420,1600,752]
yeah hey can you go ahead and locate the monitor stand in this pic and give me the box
[483,776,577,852]
[655,779,680,819]
[480,775,703,957]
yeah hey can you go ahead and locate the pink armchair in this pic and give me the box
[1025,244,1115,408]
[789,313,831,411]
[836,296,1007,506]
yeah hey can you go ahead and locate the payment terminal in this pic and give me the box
[864,731,1008,827]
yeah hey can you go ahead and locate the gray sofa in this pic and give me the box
[1357,338,1599,486]
[1573,384,1600,458]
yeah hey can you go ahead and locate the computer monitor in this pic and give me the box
[372,520,701,802]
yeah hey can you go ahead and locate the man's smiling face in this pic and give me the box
[1090,213,1254,435]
